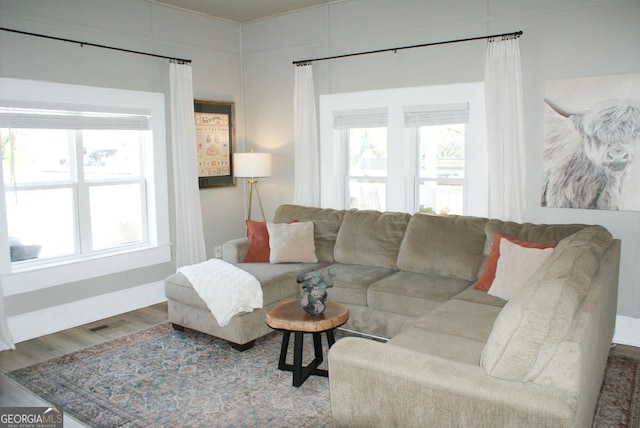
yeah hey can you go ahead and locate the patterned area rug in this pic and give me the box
[5,323,349,427]
[593,353,640,428]
[4,322,640,427]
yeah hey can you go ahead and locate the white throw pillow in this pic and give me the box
[488,238,554,301]
[267,221,318,263]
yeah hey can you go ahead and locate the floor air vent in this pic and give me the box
[87,319,128,333]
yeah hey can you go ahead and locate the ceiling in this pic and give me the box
[156,0,334,23]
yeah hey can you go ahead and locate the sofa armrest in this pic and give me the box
[328,337,575,428]
[222,237,248,263]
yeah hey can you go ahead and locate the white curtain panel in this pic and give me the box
[484,37,526,222]
[0,279,15,350]
[293,64,320,207]
[170,62,206,268]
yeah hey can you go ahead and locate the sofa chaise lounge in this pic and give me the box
[164,204,619,427]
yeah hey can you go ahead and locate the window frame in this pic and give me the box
[320,82,487,216]
[407,107,469,215]
[0,77,171,296]
[334,111,389,210]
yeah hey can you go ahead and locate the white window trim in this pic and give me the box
[319,82,488,216]
[0,78,171,296]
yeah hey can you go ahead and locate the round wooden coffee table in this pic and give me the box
[266,299,349,387]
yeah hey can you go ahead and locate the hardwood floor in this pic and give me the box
[0,302,168,427]
[610,341,640,359]
[1,301,639,427]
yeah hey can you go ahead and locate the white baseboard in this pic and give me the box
[613,315,640,347]
[8,281,167,343]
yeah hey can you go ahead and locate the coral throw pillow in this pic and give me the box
[474,232,556,291]
[244,220,270,262]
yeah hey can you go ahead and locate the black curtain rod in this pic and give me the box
[293,30,522,65]
[0,26,192,64]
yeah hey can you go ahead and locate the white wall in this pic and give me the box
[240,0,640,329]
[1,0,639,343]
[0,0,246,327]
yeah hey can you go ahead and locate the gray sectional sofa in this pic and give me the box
[164,204,620,427]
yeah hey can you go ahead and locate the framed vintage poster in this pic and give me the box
[194,100,236,188]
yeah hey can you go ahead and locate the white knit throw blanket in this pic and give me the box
[177,259,263,327]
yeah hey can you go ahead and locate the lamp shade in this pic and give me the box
[233,152,272,178]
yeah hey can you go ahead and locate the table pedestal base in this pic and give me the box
[277,329,336,387]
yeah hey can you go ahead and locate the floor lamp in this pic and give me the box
[233,152,272,222]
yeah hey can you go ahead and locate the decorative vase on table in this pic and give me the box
[297,267,336,316]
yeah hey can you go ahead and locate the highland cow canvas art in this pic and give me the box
[541,73,640,211]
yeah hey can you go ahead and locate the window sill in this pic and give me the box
[2,244,172,296]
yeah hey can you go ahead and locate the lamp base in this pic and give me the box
[247,178,266,223]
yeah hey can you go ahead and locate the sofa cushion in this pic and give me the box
[273,204,345,263]
[480,225,613,381]
[267,221,318,263]
[164,261,327,310]
[334,210,410,269]
[476,220,587,280]
[324,263,396,306]
[452,286,507,308]
[389,300,503,364]
[368,271,471,317]
[397,214,487,281]
[389,330,486,366]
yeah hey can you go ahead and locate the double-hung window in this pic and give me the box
[333,110,388,210]
[0,78,170,295]
[405,105,468,215]
[2,109,149,261]
[320,83,487,216]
